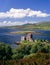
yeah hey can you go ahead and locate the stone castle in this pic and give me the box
[21,33,33,42]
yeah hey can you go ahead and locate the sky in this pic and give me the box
[0,0,50,26]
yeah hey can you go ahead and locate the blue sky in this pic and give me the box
[0,0,50,26]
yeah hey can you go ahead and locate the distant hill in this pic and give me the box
[22,22,50,30]
[23,23,36,26]
[36,21,50,26]
[2,21,50,30]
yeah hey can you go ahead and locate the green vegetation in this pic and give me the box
[0,40,50,65]
[0,42,12,60]
[7,22,50,30]
[10,30,41,35]
[10,31,34,34]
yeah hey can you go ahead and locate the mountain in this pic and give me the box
[2,21,50,30]
[36,21,50,26]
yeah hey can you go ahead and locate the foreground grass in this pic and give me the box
[0,53,50,65]
[0,40,50,65]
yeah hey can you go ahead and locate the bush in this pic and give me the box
[0,43,12,60]
[0,53,49,65]
[12,44,32,59]
[30,41,50,53]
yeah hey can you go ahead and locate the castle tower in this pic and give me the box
[26,33,33,42]
[21,36,26,41]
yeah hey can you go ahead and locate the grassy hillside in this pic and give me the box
[3,21,50,30]
[37,21,50,26]
[0,40,50,65]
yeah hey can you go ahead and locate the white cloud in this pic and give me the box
[0,8,50,18]
[0,21,36,27]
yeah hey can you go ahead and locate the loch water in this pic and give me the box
[0,28,50,48]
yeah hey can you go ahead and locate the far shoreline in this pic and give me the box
[10,31,41,34]
[9,30,50,36]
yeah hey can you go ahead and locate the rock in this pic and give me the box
[15,42,21,45]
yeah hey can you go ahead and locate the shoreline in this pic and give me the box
[10,31,41,34]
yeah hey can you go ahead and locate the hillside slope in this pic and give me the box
[3,22,50,30]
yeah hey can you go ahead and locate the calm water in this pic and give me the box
[0,28,50,48]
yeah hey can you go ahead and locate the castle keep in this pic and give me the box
[21,33,33,42]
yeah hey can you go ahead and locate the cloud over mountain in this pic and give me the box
[0,20,36,27]
[0,8,50,19]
